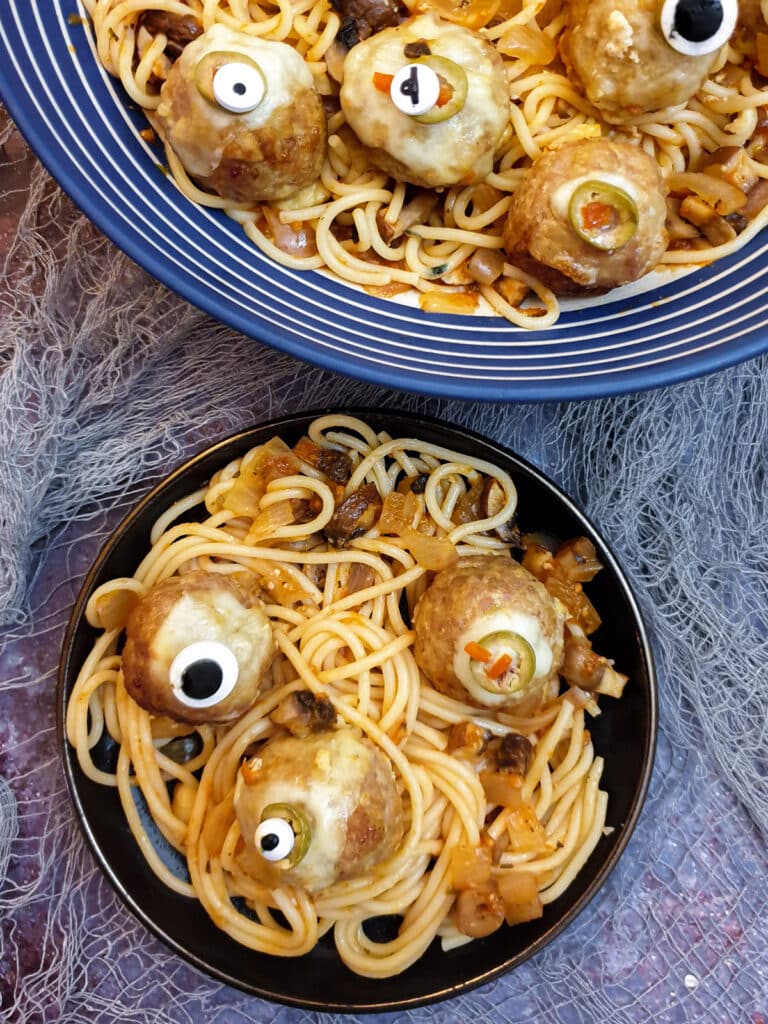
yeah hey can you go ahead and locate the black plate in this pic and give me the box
[57,409,657,1012]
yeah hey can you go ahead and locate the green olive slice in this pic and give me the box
[567,180,639,251]
[259,802,311,867]
[413,55,468,124]
[469,630,536,694]
[194,50,265,110]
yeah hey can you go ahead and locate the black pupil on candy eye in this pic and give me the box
[261,832,280,851]
[400,66,420,107]
[674,0,723,42]
[180,659,224,700]
[233,81,246,95]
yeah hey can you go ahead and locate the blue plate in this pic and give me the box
[2,0,768,401]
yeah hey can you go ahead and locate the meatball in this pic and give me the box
[502,138,668,295]
[122,570,274,725]
[562,0,722,123]
[412,556,566,710]
[340,13,509,187]
[732,0,767,58]
[154,24,326,202]
[234,728,403,892]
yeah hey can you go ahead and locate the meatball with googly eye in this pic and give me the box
[340,12,510,188]
[121,570,275,725]
[234,728,403,893]
[153,23,326,202]
[561,0,738,124]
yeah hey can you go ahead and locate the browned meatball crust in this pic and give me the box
[154,24,326,202]
[122,570,274,725]
[235,728,403,892]
[562,0,719,123]
[503,139,668,295]
[412,556,566,710]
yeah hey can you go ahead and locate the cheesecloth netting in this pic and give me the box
[1,110,767,1023]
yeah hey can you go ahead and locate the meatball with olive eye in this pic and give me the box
[234,728,403,892]
[121,570,275,725]
[561,0,738,124]
[502,138,668,295]
[413,556,566,711]
[153,23,326,202]
[340,12,510,188]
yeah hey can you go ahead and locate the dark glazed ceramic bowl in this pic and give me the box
[57,409,657,1012]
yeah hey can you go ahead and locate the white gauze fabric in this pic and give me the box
[1,112,767,1023]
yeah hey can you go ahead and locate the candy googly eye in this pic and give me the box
[255,817,296,861]
[390,63,442,116]
[254,802,311,866]
[659,0,738,56]
[169,640,239,707]
[194,51,266,112]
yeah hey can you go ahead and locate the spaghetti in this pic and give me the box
[66,414,627,978]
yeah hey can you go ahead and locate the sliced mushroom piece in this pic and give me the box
[479,477,520,543]
[396,472,430,495]
[270,690,337,736]
[293,437,352,484]
[552,537,602,583]
[446,720,491,759]
[325,483,383,546]
[329,0,407,45]
[138,9,202,60]
[492,732,533,776]
[376,191,441,245]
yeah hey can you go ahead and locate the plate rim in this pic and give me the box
[56,407,659,1011]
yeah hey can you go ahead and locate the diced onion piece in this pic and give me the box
[544,574,601,634]
[95,588,140,632]
[480,770,525,808]
[505,802,548,854]
[420,0,501,29]
[497,23,557,64]
[496,871,543,925]
[666,171,747,216]
[401,527,457,569]
[419,290,479,314]
[450,842,492,889]
[223,437,298,517]
[378,491,415,534]
[246,499,296,543]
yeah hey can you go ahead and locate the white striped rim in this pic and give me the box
[1,0,767,397]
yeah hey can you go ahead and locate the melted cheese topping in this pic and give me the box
[605,10,637,60]
[151,589,272,690]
